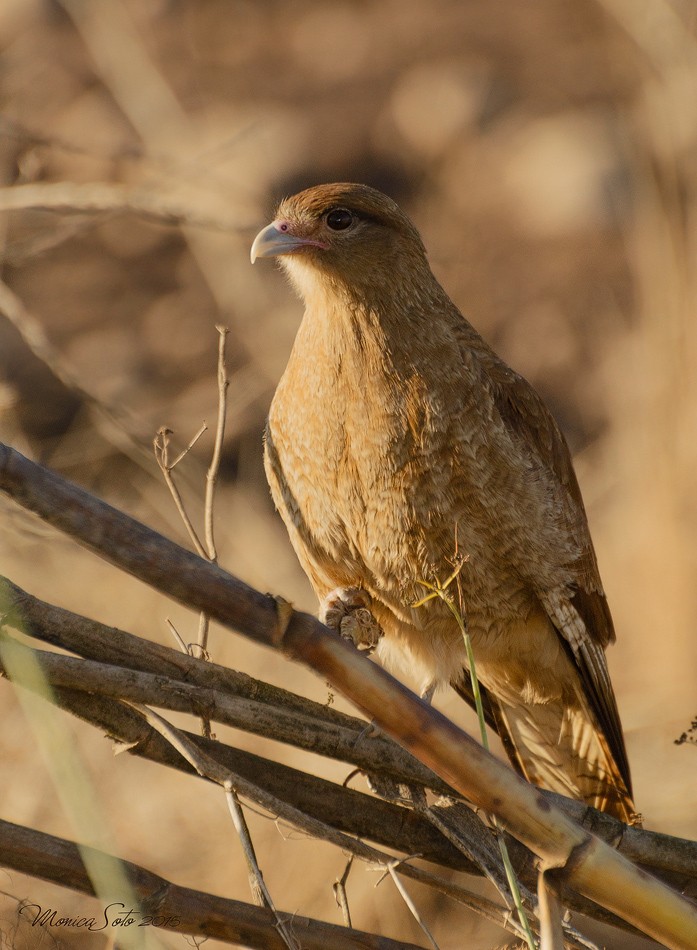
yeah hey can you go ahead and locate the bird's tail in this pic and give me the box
[453,678,638,824]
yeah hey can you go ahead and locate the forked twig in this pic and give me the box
[333,856,354,929]
[225,784,269,908]
[153,426,208,559]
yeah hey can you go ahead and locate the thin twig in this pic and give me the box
[196,325,229,672]
[169,424,208,469]
[225,783,270,908]
[386,862,440,950]
[204,325,229,564]
[153,427,207,558]
[165,618,188,654]
[333,857,354,929]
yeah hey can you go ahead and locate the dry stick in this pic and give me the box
[0,182,247,233]
[333,857,354,929]
[385,862,440,950]
[225,784,270,909]
[0,646,613,947]
[4,575,696,904]
[0,818,420,950]
[538,870,565,950]
[123,701,529,944]
[1,445,696,949]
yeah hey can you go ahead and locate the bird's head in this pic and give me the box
[250,183,431,308]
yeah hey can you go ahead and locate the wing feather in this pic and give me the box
[486,360,632,795]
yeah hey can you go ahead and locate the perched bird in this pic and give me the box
[251,183,636,822]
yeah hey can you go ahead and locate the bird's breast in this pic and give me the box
[266,313,577,626]
[267,350,495,607]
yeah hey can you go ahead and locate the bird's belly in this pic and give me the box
[267,401,551,691]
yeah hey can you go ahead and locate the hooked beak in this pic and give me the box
[250,221,327,263]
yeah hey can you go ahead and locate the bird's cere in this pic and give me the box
[250,220,328,263]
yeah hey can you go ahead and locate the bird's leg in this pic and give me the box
[320,587,383,654]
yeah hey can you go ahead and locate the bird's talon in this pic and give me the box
[321,587,383,653]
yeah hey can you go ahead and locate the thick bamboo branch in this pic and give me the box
[0,817,422,950]
[1,443,696,948]
[0,663,530,939]
[0,661,471,874]
[0,639,659,938]
[0,576,453,795]
[3,576,696,893]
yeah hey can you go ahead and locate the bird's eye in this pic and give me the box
[325,208,354,231]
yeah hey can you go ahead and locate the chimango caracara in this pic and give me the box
[251,182,636,822]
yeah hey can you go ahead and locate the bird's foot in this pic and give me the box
[320,587,383,654]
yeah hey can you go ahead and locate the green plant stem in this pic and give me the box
[441,592,538,950]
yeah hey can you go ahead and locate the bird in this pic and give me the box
[251,182,636,823]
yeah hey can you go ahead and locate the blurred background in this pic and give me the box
[0,0,696,947]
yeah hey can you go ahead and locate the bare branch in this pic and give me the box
[153,427,207,558]
[1,443,697,948]
[204,325,229,564]
[2,576,697,893]
[0,817,421,950]
[0,182,248,233]
[333,857,354,929]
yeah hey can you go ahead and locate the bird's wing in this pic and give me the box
[451,677,528,774]
[485,359,632,795]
